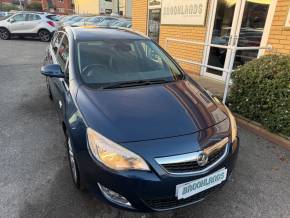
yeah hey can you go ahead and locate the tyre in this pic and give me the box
[66,136,83,190]
[38,30,51,42]
[46,77,53,100]
[0,28,10,40]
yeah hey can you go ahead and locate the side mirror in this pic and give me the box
[41,64,64,78]
[9,18,15,23]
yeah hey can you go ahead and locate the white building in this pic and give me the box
[74,0,131,17]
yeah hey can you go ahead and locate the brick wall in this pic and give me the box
[268,0,290,54]
[159,25,207,74]
[132,0,148,34]
[132,0,210,75]
[42,0,74,14]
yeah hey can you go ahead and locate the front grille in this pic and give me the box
[161,146,226,173]
[144,185,221,210]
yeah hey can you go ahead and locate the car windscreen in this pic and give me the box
[77,39,183,88]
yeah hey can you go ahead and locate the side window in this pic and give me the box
[33,14,41,20]
[12,14,25,22]
[25,14,35,21]
[52,32,63,54]
[57,35,69,81]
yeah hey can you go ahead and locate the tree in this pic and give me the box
[26,2,42,11]
[1,3,18,11]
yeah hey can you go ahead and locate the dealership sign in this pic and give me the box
[285,8,290,28]
[161,0,208,26]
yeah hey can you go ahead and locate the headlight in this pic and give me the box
[225,106,238,142]
[87,128,150,171]
[212,97,237,143]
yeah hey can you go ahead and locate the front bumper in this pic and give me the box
[77,138,239,212]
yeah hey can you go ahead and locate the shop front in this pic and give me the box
[132,0,290,81]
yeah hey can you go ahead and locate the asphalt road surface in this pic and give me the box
[0,39,290,218]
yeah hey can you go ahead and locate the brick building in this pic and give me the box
[132,0,290,82]
[42,0,74,14]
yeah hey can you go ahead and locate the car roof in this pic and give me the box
[13,11,54,16]
[68,27,148,41]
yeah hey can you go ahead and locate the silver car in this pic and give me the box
[0,12,58,42]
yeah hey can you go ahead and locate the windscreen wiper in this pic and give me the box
[102,79,172,89]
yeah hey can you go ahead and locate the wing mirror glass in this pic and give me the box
[41,64,65,78]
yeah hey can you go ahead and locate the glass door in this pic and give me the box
[148,8,161,43]
[233,0,271,69]
[148,0,161,43]
[204,0,271,81]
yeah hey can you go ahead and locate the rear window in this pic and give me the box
[46,15,59,21]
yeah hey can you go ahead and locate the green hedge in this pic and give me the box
[26,2,42,11]
[229,54,290,137]
[1,4,18,11]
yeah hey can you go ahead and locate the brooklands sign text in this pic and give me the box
[161,0,208,26]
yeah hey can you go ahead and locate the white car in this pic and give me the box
[0,12,58,42]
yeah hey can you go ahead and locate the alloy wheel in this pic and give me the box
[39,30,50,42]
[0,29,10,40]
[68,138,78,184]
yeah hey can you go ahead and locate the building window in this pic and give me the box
[58,8,65,13]
[105,9,112,14]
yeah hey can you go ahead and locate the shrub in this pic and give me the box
[26,2,42,11]
[1,3,19,11]
[229,54,290,137]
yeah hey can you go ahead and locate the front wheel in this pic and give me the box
[0,28,10,40]
[38,30,51,42]
[66,137,83,190]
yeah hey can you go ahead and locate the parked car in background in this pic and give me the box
[0,11,8,17]
[71,16,95,27]
[60,15,78,23]
[0,12,57,41]
[62,16,82,26]
[0,12,14,20]
[95,17,119,27]
[40,26,239,212]
[111,19,132,28]
[71,16,103,27]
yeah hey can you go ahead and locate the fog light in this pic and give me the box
[98,183,133,209]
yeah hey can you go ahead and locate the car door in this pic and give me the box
[51,34,70,121]
[8,13,26,33]
[23,14,42,33]
[46,32,64,110]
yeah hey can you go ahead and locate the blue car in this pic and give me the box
[41,27,239,212]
